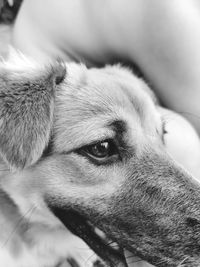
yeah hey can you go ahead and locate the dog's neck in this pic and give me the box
[0,164,61,229]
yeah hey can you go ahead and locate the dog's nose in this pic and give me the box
[52,61,67,85]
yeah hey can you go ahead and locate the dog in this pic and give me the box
[0,52,103,267]
[1,51,200,267]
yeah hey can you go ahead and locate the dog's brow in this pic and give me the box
[108,120,126,136]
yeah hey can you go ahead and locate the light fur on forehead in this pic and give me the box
[65,62,88,86]
[104,63,157,104]
[104,63,134,79]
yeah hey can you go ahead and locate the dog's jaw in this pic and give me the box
[48,207,128,267]
[0,172,101,267]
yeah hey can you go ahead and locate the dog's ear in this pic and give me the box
[0,53,66,170]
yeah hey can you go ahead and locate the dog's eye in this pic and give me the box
[79,140,119,164]
[87,141,113,158]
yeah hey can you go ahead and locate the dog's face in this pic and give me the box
[1,55,200,267]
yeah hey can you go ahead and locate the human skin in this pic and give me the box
[12,0,200,135]
[160,107,200,180]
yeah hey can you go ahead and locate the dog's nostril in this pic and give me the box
[186,217,200,228]
[53,62,67,85]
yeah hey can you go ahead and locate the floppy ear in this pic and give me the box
[0,54,66,169]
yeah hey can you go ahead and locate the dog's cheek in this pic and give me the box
[39,155,125,213]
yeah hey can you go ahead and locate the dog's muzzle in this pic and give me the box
[49,207,127,267]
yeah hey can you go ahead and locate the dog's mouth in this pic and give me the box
[51,208,128,267]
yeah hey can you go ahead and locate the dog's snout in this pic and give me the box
[52,62,67,85]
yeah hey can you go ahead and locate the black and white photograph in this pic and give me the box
[0,1,200,266]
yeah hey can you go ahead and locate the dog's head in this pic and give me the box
[1,55,200,267]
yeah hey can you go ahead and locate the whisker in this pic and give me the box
[125,256,144,265]
[1,205,36,248]
[84,252,97,266]
[177,256,190,267]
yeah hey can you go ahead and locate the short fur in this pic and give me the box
[0,52,200,267]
